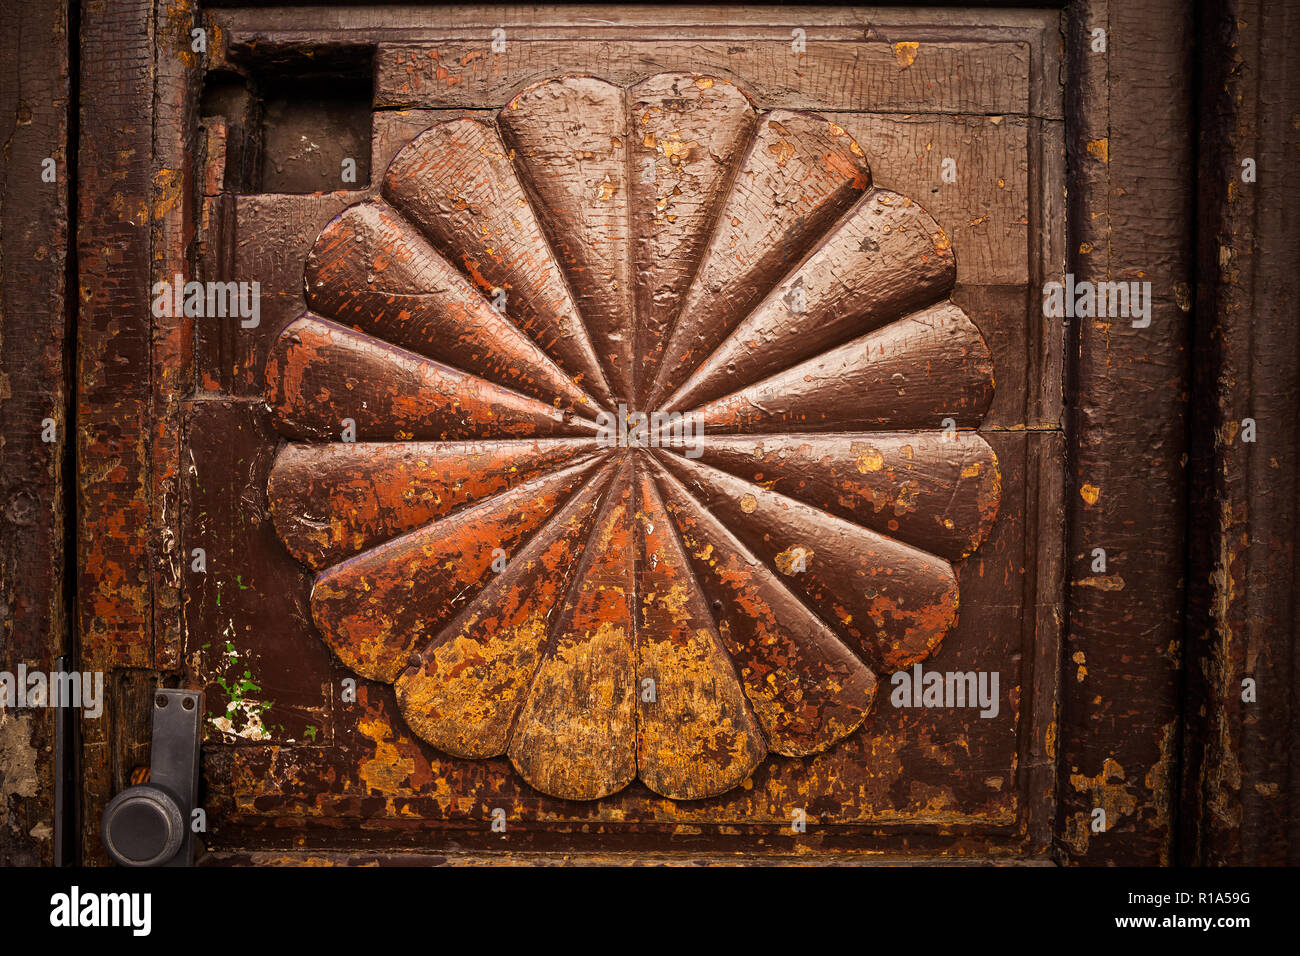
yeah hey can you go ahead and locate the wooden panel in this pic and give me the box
[1182,0,1300,865]
[169,9,1071,862]
[77,0,184,865]
[198,193,357,396]
[183,401,334,746]
[202,429,1045,853]
[1056,0,1193,865]
[375,40,1033,116]
[839,114,1030,286]
[368,110,1062,429]
[0,0,71,866]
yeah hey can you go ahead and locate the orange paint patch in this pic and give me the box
[893,42,920,68]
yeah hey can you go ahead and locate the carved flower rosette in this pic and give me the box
[263,73,1001,801]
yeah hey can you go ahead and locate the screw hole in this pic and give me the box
[181,696,195,711]
[155,694,169,708]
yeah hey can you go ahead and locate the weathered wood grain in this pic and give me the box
[664,188,955,413]
[628,73,757,406]
[375,40,1034,117]
[635,466,766,799]
[312,458,604,683]
[265,314,598,441]
[0,0,70,866]
[498,76,636,404]
[268,438,601,569]
[686,301,993,433]
[650,462,876,756]
[371,109,466,180]
[690,432,1000,561]
[508,461,638,800]
[644,110,870,407]
[382,118,615,406]
[657,454,958,670]
[199,192,356,395]
[1182,0,1300,866]
[183,401,334,747]
[305,200,600,416]
[395,462,616,759]
[77,0,170,865]
[837,113,1031,287]
[216,429,1039,834]
[137,6,1084,858]
[1056,0,1193,866]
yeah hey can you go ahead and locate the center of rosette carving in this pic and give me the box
[595,403,703,459]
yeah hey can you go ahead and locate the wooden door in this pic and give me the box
[57,0,1277,866]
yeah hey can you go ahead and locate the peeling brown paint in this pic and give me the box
[0,712,40,802]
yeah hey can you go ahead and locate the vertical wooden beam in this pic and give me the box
[1182,0,1300,866]
[0,0,73,866]
[149,0,199,673]
[76,0,198,863]
[1057,0,1195,864]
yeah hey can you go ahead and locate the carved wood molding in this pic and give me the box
[262,72,1001,801]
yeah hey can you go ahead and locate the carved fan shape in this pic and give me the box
[264,73,1001,801]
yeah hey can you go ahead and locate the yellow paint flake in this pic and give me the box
[767,140,795,166]
[774,544,813,575]
[358,716,416,793]
[660,140,691,163]
[1079,483,1101,505]
[856,446,884,472]
[893,42,919,68]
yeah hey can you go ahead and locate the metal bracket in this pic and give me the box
[101,687,203,867]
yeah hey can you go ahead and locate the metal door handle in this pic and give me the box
[101,688,203,866]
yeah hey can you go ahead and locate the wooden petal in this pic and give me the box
[310,458,604,683]
[268,438,601,570]
[304,201,601,417]
[644,110,871,407]
[498,77,635,405]
[265,314,598,441]
[650,460,876,755]
[509,461,638,800]
[635,465,765,798]
[628,73,757,406]
[381,118,615,407]
[394,463,617,758]
[665,189,955,413]
[689,432,1001,561]
[657,453,958,670]
[685,301,993,434]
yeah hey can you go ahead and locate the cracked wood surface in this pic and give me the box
[250,70,1001,805]
[0,0,70,867]
[71,4,1107,862]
